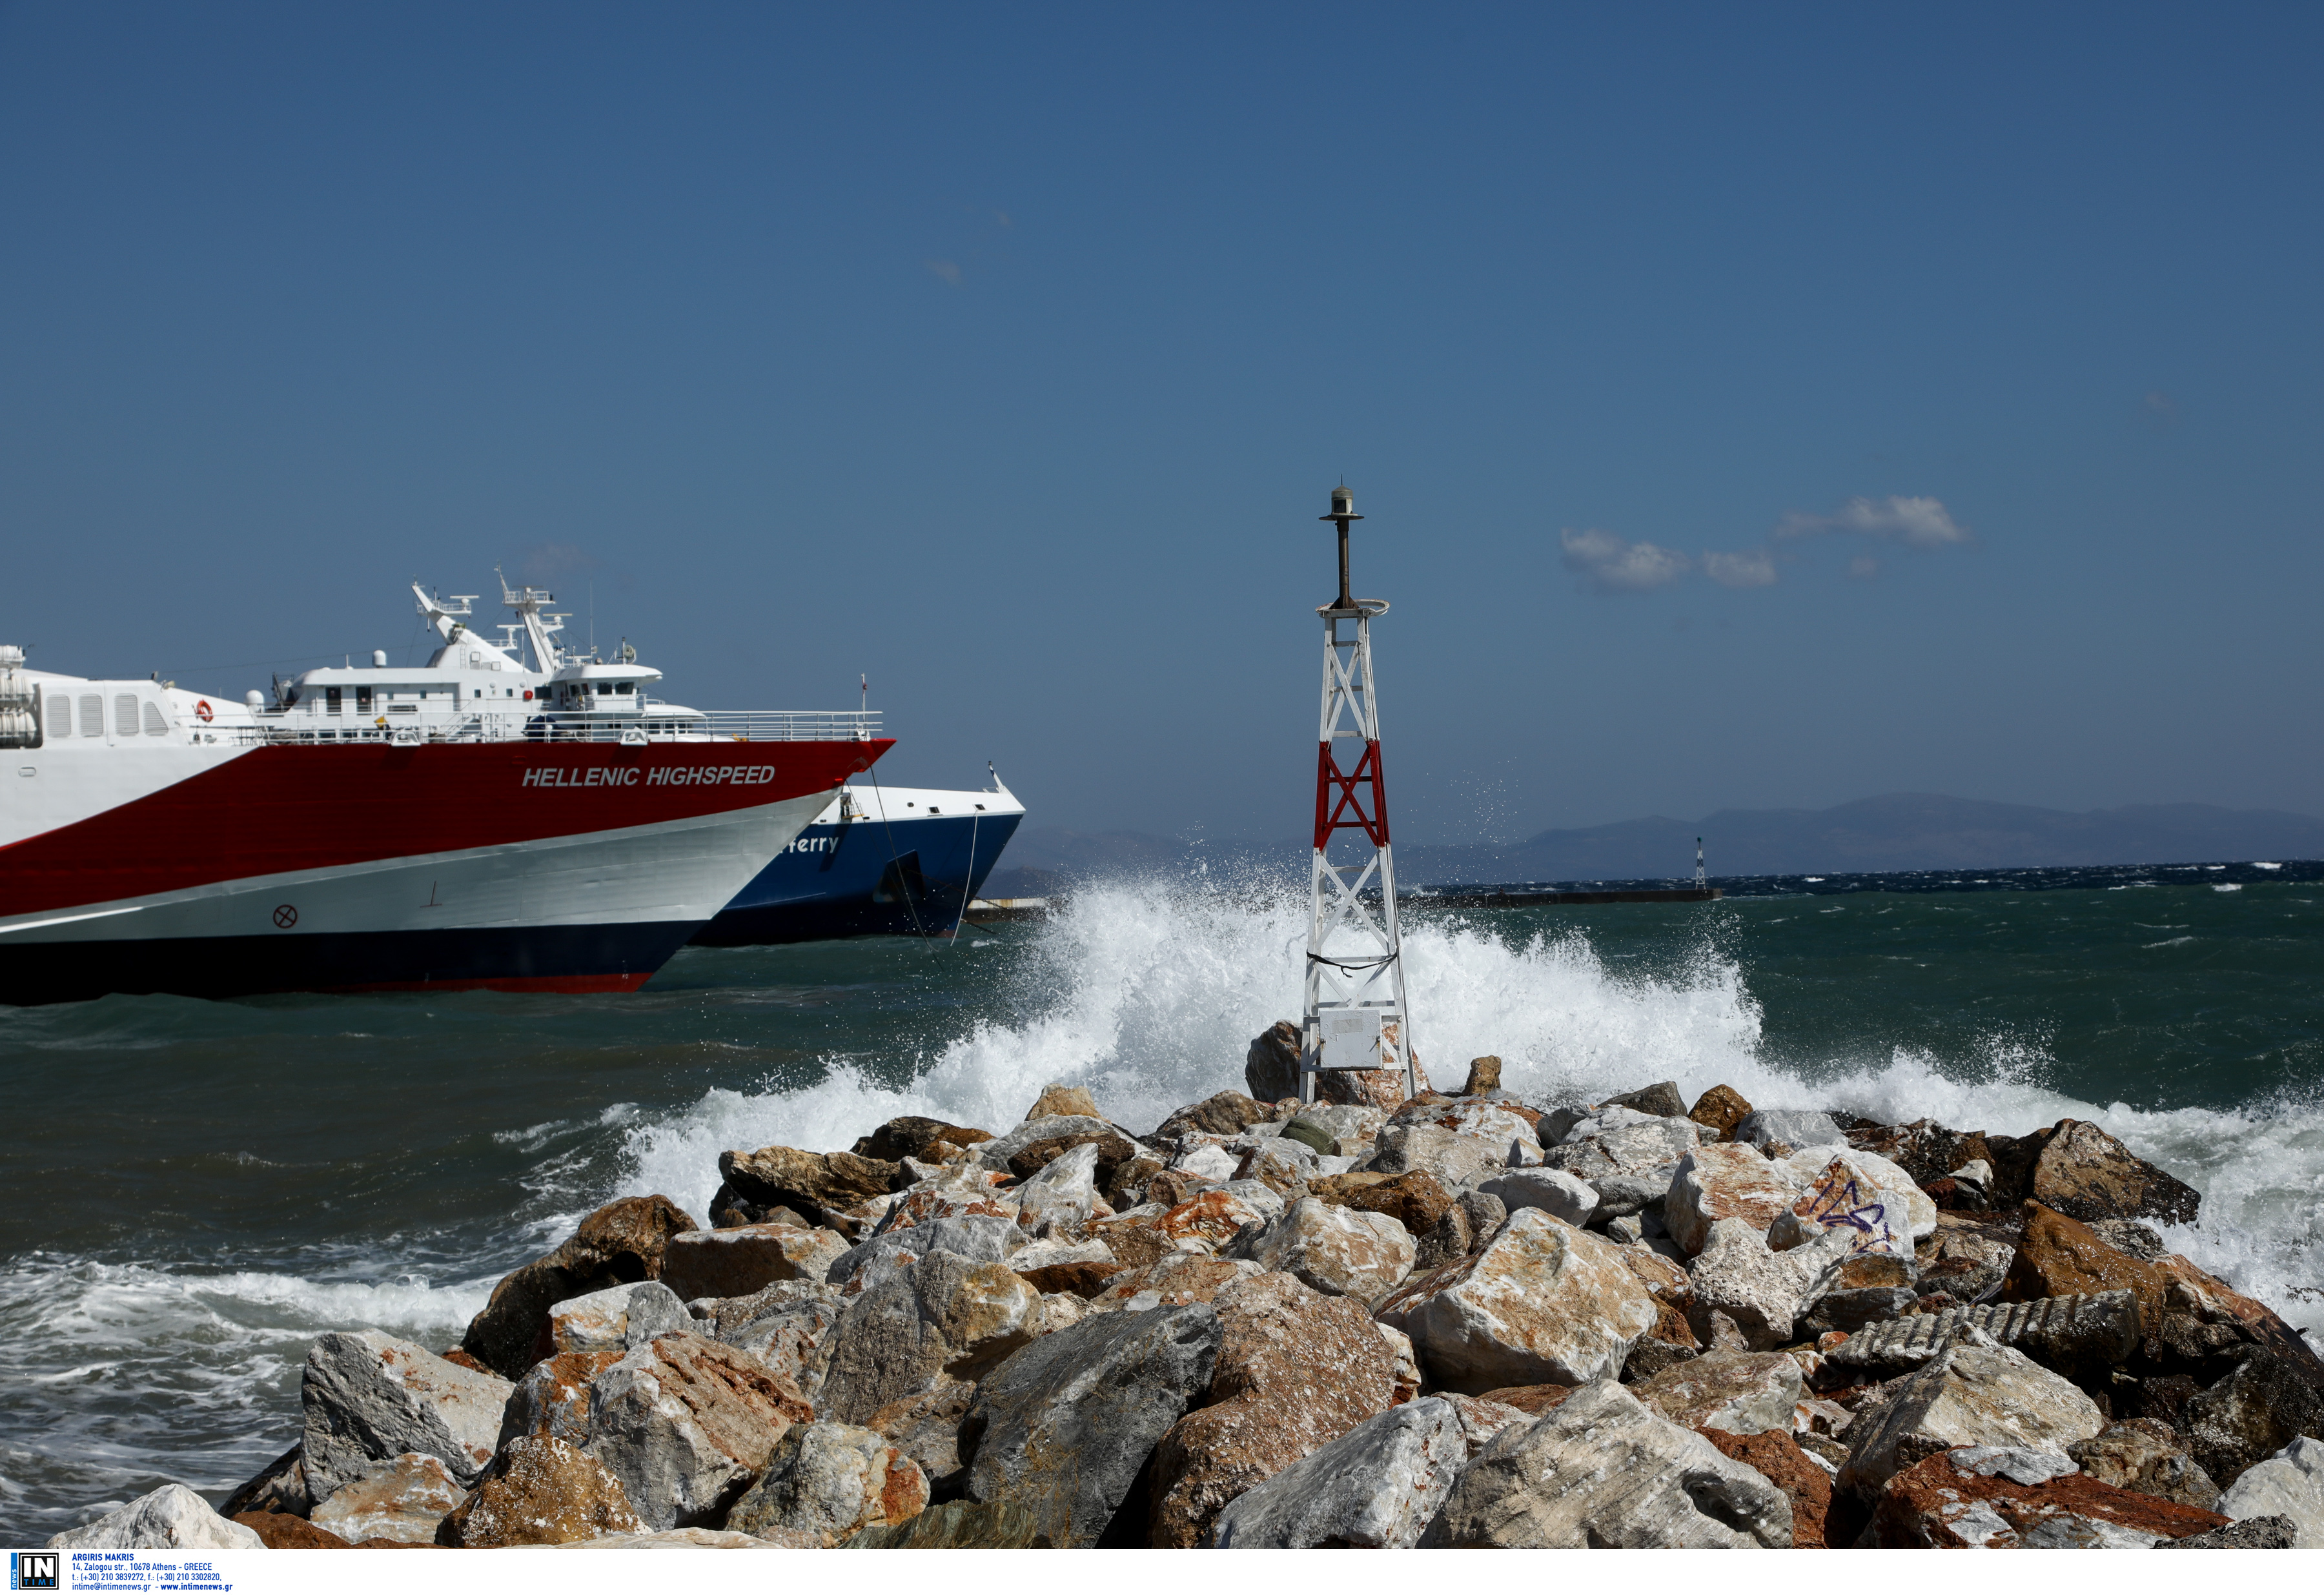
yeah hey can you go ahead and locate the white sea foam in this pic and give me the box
[617,881,2324,1334]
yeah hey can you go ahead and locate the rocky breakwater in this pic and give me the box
[53,1041,2324,1552]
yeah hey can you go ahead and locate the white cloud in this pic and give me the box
[924,258,963,285]
[1847,554,1880,580]
[1778,494,1969,548]
[1703,548,1777,588]
[1560,527,1691,592]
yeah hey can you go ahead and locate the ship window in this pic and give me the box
[617,682,633,694]
[325,687,343,715]
[142,702,168,736]
[356,686,373,713]
[115,694,139,737]
[49,696,70,735]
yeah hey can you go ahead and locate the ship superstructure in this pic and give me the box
[0,577,890,1004]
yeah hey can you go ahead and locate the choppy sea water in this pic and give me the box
[3,865,2320,1541]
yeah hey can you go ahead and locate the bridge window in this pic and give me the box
[142,701,168,735]
[325,687,343,715]
[48,696,70,735]
[115,694,139,737]
[356,686,373,713]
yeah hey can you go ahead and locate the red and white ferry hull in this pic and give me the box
[0,738,892,1004]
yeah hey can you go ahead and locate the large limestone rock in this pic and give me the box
[440,1435,643,1546]
[1013,1140,1102,1232]
[1630,1351,1802,1436]
[1426,1378,1793,1547]
[1148,1273,1396,1548]
[2068,1420,2221,1510]
[1312,1169,1454,1236]
[582,1331,813,1530]
[2002,1200,2173,1329]
[717,1145,901,1233]
[974,1113,1121,1174]
[460,1194,699,1379]
[876,1163,1021,1230]
[1689,1084,1753,1138]
[48,1484,266,1550]
[725,1421,930,1547]
[1774,1148,1932,1248]
[660,1223,849,1301]
[1837,1330,2105,1500]
[851,1115,993,1164]
[961,1302,1223,1547]
[1225,1196,1414,1301]
[2028,1118,2201,1224]
[1390,1097,1543,1158]
[1684,1217,1851,1350]
[817,1251,1041,1425]
[1601,1081,1689,1119]
[300,1330,512,1500]
[1024,1082,1103,1121]
[1374,1208,1656,1394]
[1664,1143,1803,1255]
[1478,1166,1597,1227]
[309,1452,465,1544]
[2214,1436,2324,1548]
[1731,1108,1842,1152]
[841,1498,1056,1549]
[1697,1427,1831,1548]
[1204,1397,1468,1549]
[696,1281,841,1401]
[826,1214,1018,1290]
[1361,1123,1510,1194]
[546,1281,687,1356]
[2184,1350,2324,1487]
[1864,1447,2228,1547]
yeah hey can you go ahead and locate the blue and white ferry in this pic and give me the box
[692,771,1025,944]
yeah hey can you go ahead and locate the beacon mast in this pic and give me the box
[1300,485,1417,1103]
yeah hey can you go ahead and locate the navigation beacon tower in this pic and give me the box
[1300,485,1417,1102]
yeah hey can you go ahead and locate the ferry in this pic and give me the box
[0,578,890,1004]
[693,771,1024,944]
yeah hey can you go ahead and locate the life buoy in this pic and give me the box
[194,700,214,722]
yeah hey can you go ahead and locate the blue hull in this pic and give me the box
[693,809,1024,945]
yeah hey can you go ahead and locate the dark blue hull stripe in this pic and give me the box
[694,811,1023,946]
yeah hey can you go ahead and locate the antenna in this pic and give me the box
[1299,483,1415,1103]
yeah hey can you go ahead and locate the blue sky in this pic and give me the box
[3,5,2318,843]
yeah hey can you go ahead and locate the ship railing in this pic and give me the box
[209,710,882,746]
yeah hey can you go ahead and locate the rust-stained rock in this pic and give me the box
[498,1348,623,1450]
[2184,1350,2324,1487]
[1837,1332,2104,1500]
[1376,1208,1657,1394]
[660,1223,848,1303]
[460,1195,701,1379]
[1689,1084,1755,1139]
[866,1381,975,1493]
[440,1435,643,1547]
[1864,1447,2228,1546]
[2157,1253,2324,1388]
[1474,1383,1578,1416]
[725,1421,930,1547]
[851,1116,993,1163]
[1148,1272,1397,1548]
[1848,1119,1995,1188]
[1227,1196,1414,1300]
[1666,1142,1804,1255]
[1697,1427,1831,1548]
[1006,1127,1141,1184]
[582,1332,816,1530]
[1460,1057,1503,1095]
[309,1452,465,1545]
[1602,1082,1688,1119]
[718,1146,902,1225]
[1633,1352,1803,1436]
[1088,1253,1263,1313]
[1311,1169,1453,1237]
[232,1511,353,1549]
[816,1252,1041,1425]
[1024,1083,1104,1123]
[2003,1201,2170,1337]
[1152,1188,1267,1252]
[2028,1119,2201,1226]
[1163,1087,1278,1141]
[2068,1419,2220,1510]
[1015,1258,1123,1298]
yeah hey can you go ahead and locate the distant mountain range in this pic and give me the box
[981,793,2324,896]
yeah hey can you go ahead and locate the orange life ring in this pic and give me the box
[195,700,214,722]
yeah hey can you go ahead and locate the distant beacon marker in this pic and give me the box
[1299,483,1416,1102]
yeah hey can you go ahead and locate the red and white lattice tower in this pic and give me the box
[1300,485,1416,1102]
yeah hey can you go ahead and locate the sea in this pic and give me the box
[3,859,2321,1541]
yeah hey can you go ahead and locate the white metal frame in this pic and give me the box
[1300,598,1416,1101]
